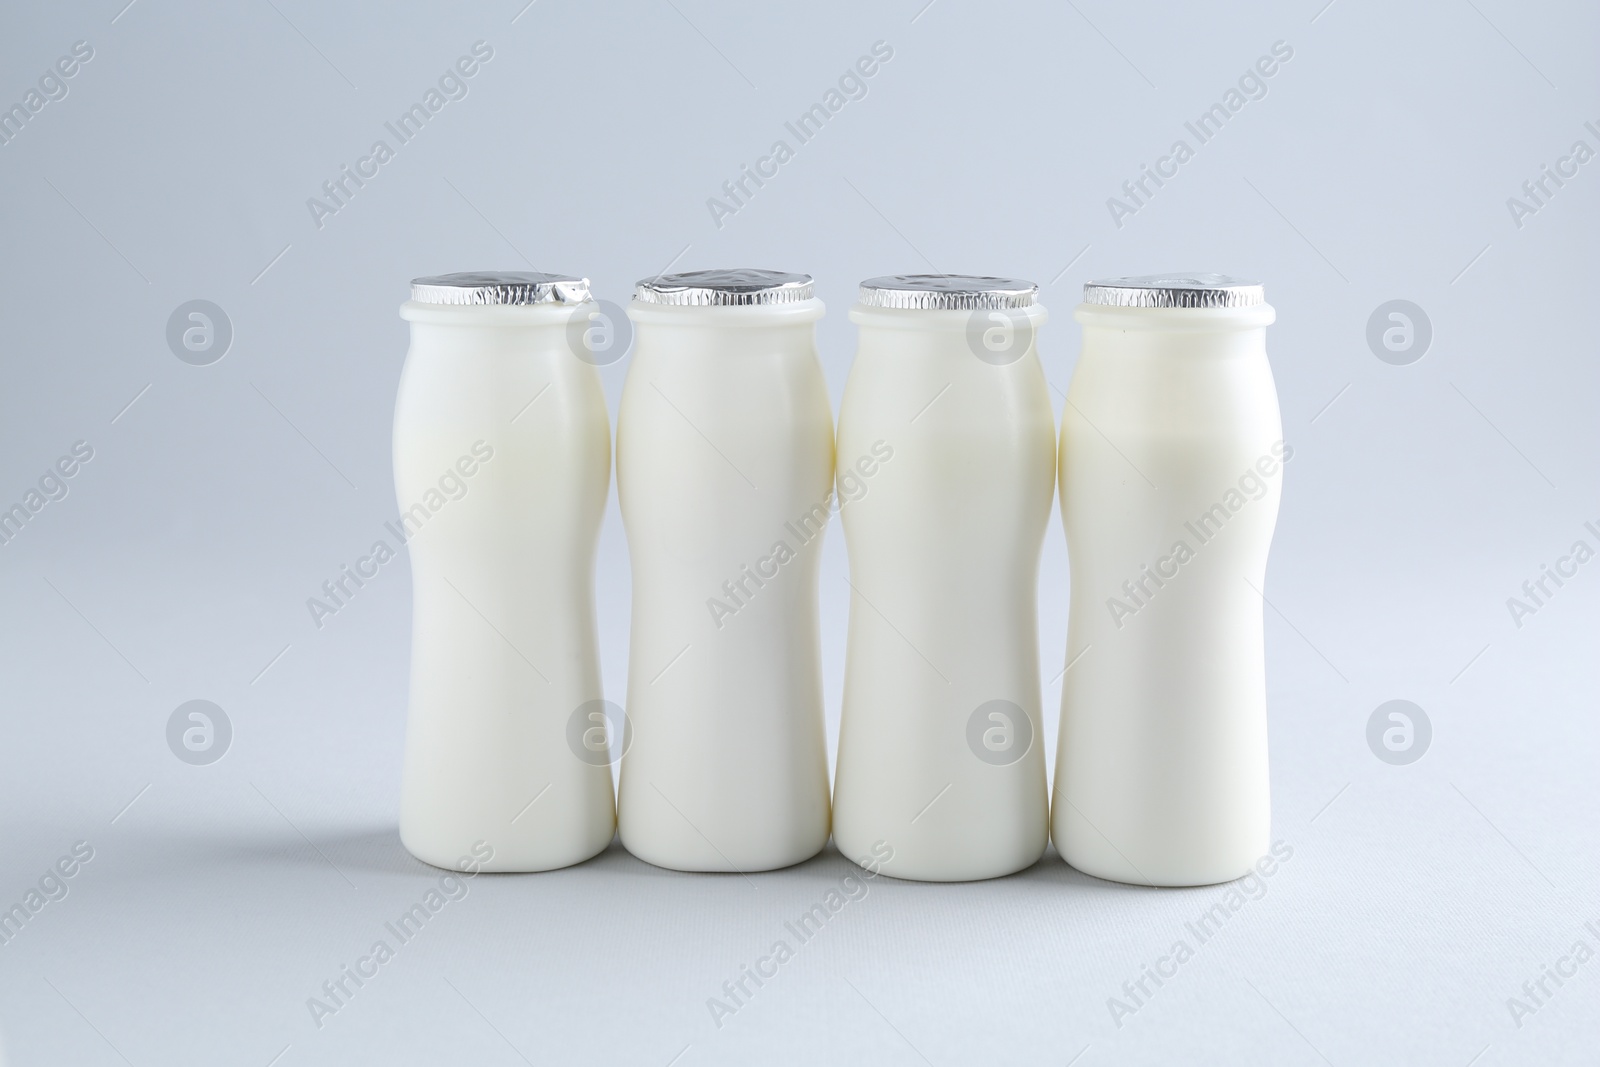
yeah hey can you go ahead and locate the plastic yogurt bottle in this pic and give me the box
[615,269,834,872]
[831,275,1054,881]
[1053,274,1285,887]
[395,271,616,873]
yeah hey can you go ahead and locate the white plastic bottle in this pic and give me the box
[615,269,833,872]
[832,276,1054,881]
[395,272,615,872]
[1053,274,1284,886]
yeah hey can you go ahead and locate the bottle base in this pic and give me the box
[400,826,613,874]
[1060,847,1262,888]
[861,855,1047,883]
[619,833,827,874]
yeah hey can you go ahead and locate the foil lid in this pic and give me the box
[411,271,592,306]
[1083,274,1263,309]
[858,274,1038,311]
[634,268,814,306]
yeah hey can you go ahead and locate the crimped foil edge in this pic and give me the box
[856,285,1038,311]
[411,273,592,306]
[634,269,814,306]
[1083,275,1264,309]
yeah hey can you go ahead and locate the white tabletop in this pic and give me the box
[0,0,1595,1063]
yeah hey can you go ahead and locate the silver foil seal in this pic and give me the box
[411,271,592,306]
[1083,274,1264,309]
[858,274,1038,311]
[634,269,814,306]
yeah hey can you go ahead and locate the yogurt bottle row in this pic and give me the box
[393,268,1284,888]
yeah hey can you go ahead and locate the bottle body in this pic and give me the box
[394,301,615,872]
[832,305,1053,881]
[1053,301,1283,886]
[615,300,833,872]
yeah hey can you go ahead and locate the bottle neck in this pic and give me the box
[399,300,586,327]
[625,296,825,329]
[1073,302,1275,333]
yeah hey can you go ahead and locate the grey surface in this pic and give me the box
[0,0,1597,1064]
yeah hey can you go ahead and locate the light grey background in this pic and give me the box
[1,0,1596,1063]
